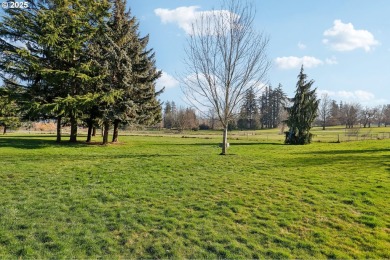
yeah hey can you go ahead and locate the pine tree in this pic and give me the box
[285,66,319,144]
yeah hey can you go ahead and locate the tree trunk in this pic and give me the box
[221,127,228,155]
[69,115,77,143]
[86,120,93,143]
[112,120,120,143]
[56,116,62,143]
[92,127,96,136]
[103,121,110,145]
[3,125,6,135]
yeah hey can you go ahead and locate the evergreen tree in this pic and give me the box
[285,66,319,144]
[259,84,287,129]
[91,0,162,144]
[0,0,110,142]
[0,80,21,134]
[238,87,259,129]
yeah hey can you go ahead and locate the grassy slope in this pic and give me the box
[0,134,389,258]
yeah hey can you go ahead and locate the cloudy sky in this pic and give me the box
[129,0,389,107]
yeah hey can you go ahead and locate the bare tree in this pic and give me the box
[181,0,270,154]
[318,93,332,130]
[341,103,361,128]
[360,106,377,128]
[383,104,390,127]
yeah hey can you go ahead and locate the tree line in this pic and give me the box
[0,0,162,144]
[318,95,390,129]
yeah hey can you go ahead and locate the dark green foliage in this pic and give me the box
[285,66,319,144]
[0,80,21,134]
[259,84,287,129]
[0,0,162,144]
[0,0,110,142]
[238,87,260,130]
[90,0,162,143]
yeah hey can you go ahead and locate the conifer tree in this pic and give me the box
[91,0,162,144]
[0,0,110,142]
[285,66,319,144]
[238,87,259,130]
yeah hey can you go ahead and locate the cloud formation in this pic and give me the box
[154,6,236,35]
[323,20,379,52]
[156,71,179,91]
[318,89,375,102]
[275,55,339,69]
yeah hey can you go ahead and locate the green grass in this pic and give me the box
[0,133,389,258]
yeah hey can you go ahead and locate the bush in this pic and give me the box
[199,123,210,130]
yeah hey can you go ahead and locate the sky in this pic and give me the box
[128,0,390,108]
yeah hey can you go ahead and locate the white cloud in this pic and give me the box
[155,6,199,34]
[323,20,379,52]
[320,89,376,103]
[317,89,336,97]
[275,56,323,69]
[154,6,237,35]
[156,71,179,91]
[298,42,307,50]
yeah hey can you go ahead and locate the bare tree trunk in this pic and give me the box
[112,120,120,143]
[221,127,228,155]
[103,121,110,145]
[92,127,96,136]
[3,125,6,135]
[56,116,62,142]
[69,115,77,142]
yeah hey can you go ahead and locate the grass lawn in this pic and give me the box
[0,133,389,258]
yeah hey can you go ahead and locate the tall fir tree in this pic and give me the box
[285,66,319,144]
[90,0,162,144]
[0,0,110,142]
[238,87,259,130]
[259,84,287,129]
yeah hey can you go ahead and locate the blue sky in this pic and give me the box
[129,0,390,108]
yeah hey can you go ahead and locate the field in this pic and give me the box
[0,130,389,258]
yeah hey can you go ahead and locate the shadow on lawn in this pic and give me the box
[0,136,90,149]
[293,148,390,169]
[150,141,283,146]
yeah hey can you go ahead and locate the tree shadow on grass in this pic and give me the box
[150,142,284,146]
[292,148,390,170]
[0,136,91,150]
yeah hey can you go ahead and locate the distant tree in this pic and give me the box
[285,66,319,145]
[163,102,173,129]
[181,0,270,154]
[259,84,287,129]
[176,107,198,131]
[360,106,377,128]
[383,104,390,127]
[340,103,361,128]
[318,93,332,130]
[238,87,259,130]
[328,100,340,126]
